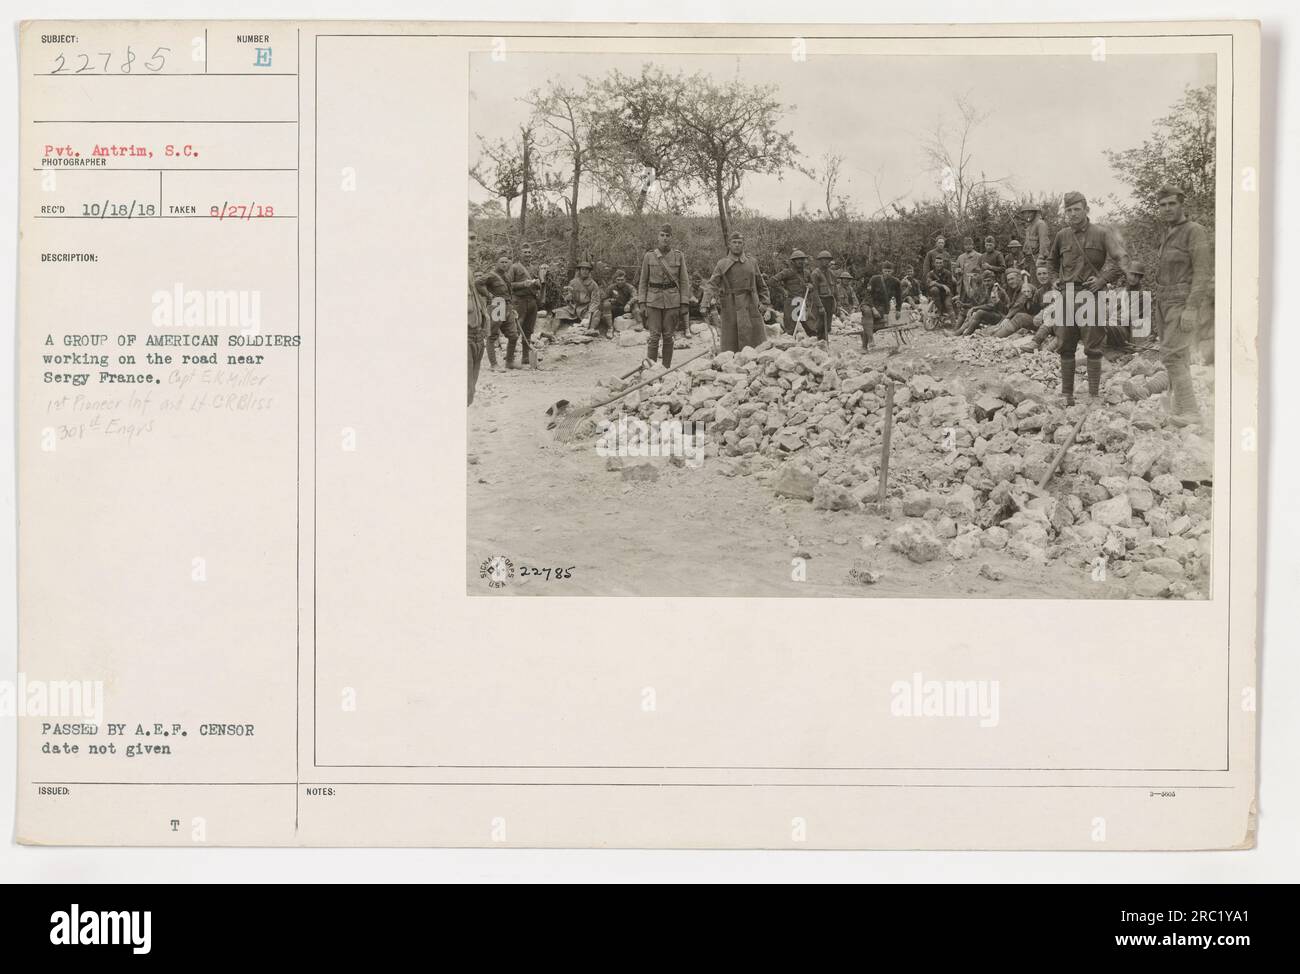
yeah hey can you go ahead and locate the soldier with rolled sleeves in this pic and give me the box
[1045,190,1127,405]
[1152,184,1212,425]
[1018,204,1050,266]
[505,244,542,366]
[475,252,521,370]
[773,249,819,337]
[635,223,690,367]
[810,250,838,340]
[703,230,771,353]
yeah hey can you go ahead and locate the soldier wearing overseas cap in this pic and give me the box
[1045,190,1128,405]
[1018,203,1050,264]
[1152,184,1212,424]
[773,249,820,337]
[703,230,772,353]
[474,252,521,369]
[810,250,838,341]
[635,223,690,367]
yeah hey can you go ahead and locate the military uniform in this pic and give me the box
[475,266,520,367]
[704,244,771,352]
[1153,199,1212,420]
[1019,210,1050,264]
[773,251,819,336]
[921,244,950,282]
[605,279,635,334]
[810,253,838,341]
[467,268,489,405]
[505,258,541,365]
[635,230,690,366]
[865,270,902,349]
[1046,191,1127,400]
[567,265,604,334]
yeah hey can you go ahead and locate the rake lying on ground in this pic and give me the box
[548,349,711,442]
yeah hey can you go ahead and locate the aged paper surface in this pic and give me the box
[15,20,1258,848]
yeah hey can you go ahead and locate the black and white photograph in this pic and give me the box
[468,50,1220,599]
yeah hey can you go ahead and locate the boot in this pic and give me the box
[662,334,674,368]
[646,334,659,363]
[486,338,498,369]
[1086,357,1101,399]
[1060,356,1076,406]
[505,336,518,370]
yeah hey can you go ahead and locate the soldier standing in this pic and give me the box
[1152,185,1212,425]
[922,234,950,282]
[475,253,521,369]
[635,223,690,367]
[773,249,819,337]
[810,250,838,341]
[506,244,542,366]
[1018,204,1050,266]
[1045,190,1127,404]
[703,230,771,353]
[836,269,859,315]
[466,229,489,405]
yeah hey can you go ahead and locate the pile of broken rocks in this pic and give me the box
[586,333,1213,599]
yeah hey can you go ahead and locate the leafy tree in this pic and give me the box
[1104,84,1216,261]
[586,65,700,215]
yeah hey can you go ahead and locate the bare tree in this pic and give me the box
[819,150,845,218]
[920,95,1009,226]
[523,80,596,269]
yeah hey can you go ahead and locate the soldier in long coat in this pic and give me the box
[703,231,772,352]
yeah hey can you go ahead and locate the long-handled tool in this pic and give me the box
[877,380,896,504]
[549,349,712,442]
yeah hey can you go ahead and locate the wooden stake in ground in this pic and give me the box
[878,380,895,505]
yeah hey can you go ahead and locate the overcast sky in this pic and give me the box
[469,52,1215,222]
